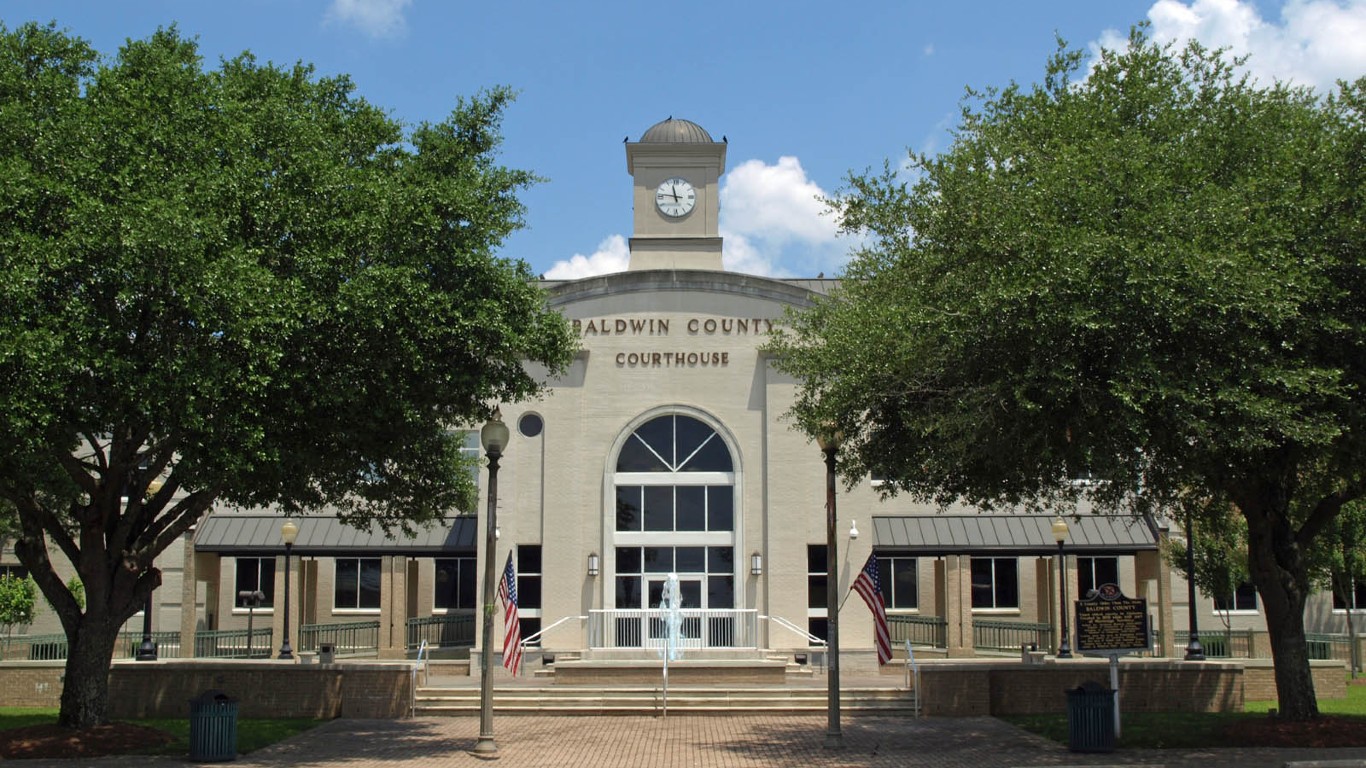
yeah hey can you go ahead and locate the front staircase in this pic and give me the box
[412,684,919,716]
[413,648,918,716]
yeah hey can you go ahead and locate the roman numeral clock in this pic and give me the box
[655,177,696,218]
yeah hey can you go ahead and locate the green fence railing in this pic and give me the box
[194,628,274,659]
[1305,633,1354,661]
[120,630,183,659]
[2,630,184,661]
[973,619,1053,652]
[889,614,947,649]
[1175,629,1255,658]
[406,614,475,650]
[300,620,380,656]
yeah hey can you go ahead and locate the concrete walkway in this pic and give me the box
[11,714,1366,768]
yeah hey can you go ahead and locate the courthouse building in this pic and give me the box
[14,118,1355,668]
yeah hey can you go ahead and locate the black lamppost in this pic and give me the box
[1184,511,1205,661]
[1051,516,1072,659]
[135,591,157,661]
[474,410,510,756]
[278,519,298,660]
[136,476,165,661]
[815,425,843,749]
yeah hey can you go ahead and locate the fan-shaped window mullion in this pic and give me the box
[636,433,675,472]
[676,433,716,472]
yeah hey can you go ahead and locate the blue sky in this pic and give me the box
[4,1,1363,279]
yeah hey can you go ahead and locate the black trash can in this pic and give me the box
[188,690,238,762]
[1065,681,1115,753]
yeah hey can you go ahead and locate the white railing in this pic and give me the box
[764,614,827,648]
[520,614,586,650]
[588,609,759,650]
[410,640,428,717]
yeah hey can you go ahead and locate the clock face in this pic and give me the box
[655,177,696,218]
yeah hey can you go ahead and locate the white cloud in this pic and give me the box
[1099,0,1366,92]
[719,156,849,277]
[544,234,630,280]
[722,157,837,246]
[324,0,412,39]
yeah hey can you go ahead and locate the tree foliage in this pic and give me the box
[1163,496,1249,615]
[768,27,1365,719]
[0,22,575,727]
[0,574,37,636]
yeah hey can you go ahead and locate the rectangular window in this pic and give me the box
[1214,582,1258,612]
[1077,556,1120,599]
[877,555,918,610]
[971,557,1019,610]
[517,545,542,610]
[643,486,673,531]
[516,545,542,646]
[707,487,733,532]
[807,544,828,640]
[676,486,706,531]
[616,486,733,533]
[616,486,642,531]
[433,557,476,611]
[1333,575,1366,611]
[0,564,30,581]
[335,557,382,610]
[234,557,275,608]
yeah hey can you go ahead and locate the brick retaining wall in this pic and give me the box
[913,657,1345,717]
[0,657,1344,719]
[0,660,416,718]
[0,663,65,707]
[1242,659,1346,702]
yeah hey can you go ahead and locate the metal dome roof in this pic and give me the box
[639,117,714,143]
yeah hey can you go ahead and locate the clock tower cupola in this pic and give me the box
[625,117,727,271]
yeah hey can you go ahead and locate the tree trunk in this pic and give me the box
[57,620,122,729]
[1242,498,1319,720]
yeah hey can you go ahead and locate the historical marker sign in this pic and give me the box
[1074,583,1150,655]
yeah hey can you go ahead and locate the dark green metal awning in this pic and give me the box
[872,514,1159,556]
[194,513,476,556]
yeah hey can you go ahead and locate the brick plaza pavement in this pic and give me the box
[14,714,1366,768]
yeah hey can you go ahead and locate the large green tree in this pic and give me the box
[769,27,1364,719]
[0,23,575,728]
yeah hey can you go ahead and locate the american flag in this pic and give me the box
[497,551,523,676]
[851,553,892,665]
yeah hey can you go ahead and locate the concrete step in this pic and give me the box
[413,686,919,716]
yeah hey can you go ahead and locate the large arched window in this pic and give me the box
[611,413,737,642]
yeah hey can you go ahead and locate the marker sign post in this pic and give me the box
[1073,584,1150,738]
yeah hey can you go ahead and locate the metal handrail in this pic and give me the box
[973,618,1052,653]
[520,614,586,649]
[763,614,828,648]
[410,640,428,717]
[300,620,380,655]
[889,614,948,649]
[405,613,474,650]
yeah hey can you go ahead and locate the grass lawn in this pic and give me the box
[0,707,325,756]
[1001,677,1366,750]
